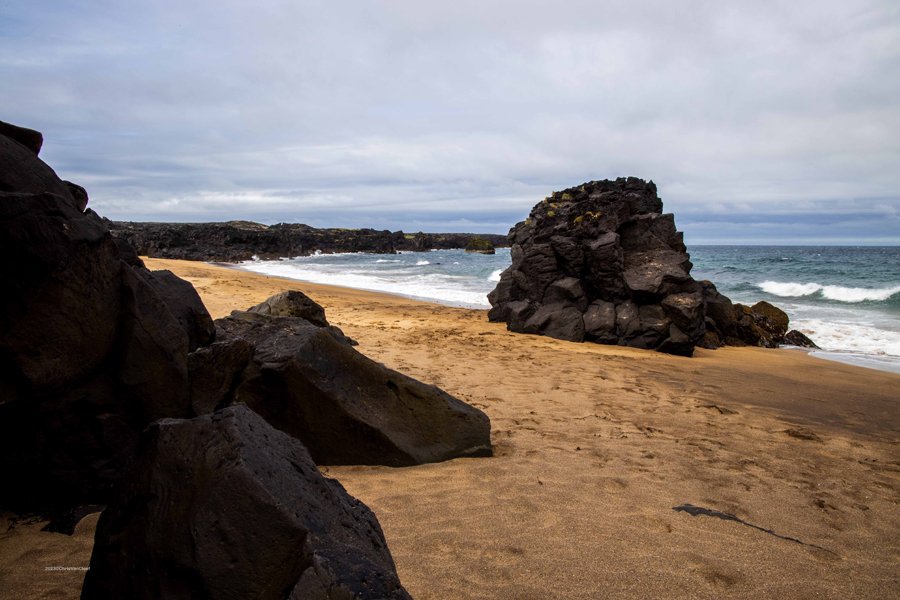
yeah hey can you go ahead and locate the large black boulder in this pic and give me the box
[247,289,357,345]
[82,405,411,600]
[0,124,215,510]
[215,311,492,466]
[488,178,704,355]
[489,178,806,355]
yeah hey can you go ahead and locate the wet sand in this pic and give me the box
[2,258,898,599]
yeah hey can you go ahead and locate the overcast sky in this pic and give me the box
[2,1,899,243]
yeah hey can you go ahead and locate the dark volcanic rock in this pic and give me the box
[0,124,216,510]
[109,220,508,262]
[488,178,809,355]
[82,406,411,600]
[247,290,357,345]
[248,289,329,326]
[489,178,702,355]
[215,311,492,466]
[784,329,820,349]
[0,120,43,155]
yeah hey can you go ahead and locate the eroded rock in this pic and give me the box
[488,178,809,355]
[216,311,492,466]
[82,406,411,600]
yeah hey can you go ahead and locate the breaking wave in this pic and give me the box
[758,281,900,304]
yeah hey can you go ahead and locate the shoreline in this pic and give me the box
[3,257,897,600]
[227,257,900,375]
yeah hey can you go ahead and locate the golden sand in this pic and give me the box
[2,258,898,599]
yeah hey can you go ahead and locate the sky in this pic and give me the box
[2,0,899,244]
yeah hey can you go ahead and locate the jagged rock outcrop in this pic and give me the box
[82,406,411,600]
[109,220,508,262]
[488,178,802,355]
[212,310,492,466]
[488,178,703,355]
[465,237,496,254]
[0,137,215,509]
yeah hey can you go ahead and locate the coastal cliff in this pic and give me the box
[108,220,508,262]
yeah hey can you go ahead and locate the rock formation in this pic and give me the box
[246,289,357,345]
[109,220,508,262]
[0,139,214,508]
[488,178,806,356]
[82,406,412,600]
[1,120,491,517]
[465,236,496,254]
[212,310,492,466]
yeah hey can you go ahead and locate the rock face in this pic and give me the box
[0,129,215,509]
[82,406,411,600]
[109,220,508,262]
[1,120,491,514]
[488,178,704,355]
[488,178,802,355]
[0,120,43,156]
[214,311,492,466]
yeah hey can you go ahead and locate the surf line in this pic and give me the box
[672,504,837,556]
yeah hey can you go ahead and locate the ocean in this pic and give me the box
[238,246,900,374]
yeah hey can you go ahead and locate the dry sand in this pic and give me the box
[2,258,898,599]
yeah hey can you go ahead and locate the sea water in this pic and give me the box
[239,246,900,374]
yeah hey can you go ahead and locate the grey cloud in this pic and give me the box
[1,0,899,241]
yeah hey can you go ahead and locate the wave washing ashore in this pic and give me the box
[238,246,900,374]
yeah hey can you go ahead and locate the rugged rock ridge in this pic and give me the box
[109,220,508,262]
[488,178,810,356]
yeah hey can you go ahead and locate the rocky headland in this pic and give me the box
[0,120,491,597]
[488,178,814,356]
[109,220,508,262]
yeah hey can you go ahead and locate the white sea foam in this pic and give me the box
[488,269,503,282]
[237,260,491,307]
[792,318,900,358]
[759,281,900,303]
[375,259,400,263]
[415,260,430,266]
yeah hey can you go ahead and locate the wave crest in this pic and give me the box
[758,281,900,303]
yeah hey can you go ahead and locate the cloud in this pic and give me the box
[1,0,899,242]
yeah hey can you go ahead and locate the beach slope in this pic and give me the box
[2,258,897,599]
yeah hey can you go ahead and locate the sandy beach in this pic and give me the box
[2,258,898,599]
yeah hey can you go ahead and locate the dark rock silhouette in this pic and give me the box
[489,178,804,355]
[0,120,43,155]
[109,220,508,262]
[215,310,492,466]
[784,329,819,349]
[82,406,411,600]
[0,134,212,508]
